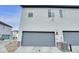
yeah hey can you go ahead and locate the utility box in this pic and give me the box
[56,42,69,52]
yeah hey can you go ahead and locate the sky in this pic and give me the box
[0,5,22,30]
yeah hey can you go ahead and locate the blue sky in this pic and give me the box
[0,5,22,30]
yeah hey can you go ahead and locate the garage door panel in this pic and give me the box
[63,31,79,46]
[22,32,55,47]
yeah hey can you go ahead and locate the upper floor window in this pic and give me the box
[48,9,51,17]
[28,12,33,17]
[59,9,63,18]
[48,9,55,18]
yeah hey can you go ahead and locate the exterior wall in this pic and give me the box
[18,8,79,52]
[0,24,12,40]
[0,24,11,34]
[19,8,79,41]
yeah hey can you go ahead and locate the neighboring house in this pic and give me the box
[0,21,12,41]
[18,5,79,52]
[12,30,19,40]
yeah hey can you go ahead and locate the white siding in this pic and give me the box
[19,8,79,42]
[0,24,11,35]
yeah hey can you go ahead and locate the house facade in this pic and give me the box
[18,5,79,52]
[0,21,12,41]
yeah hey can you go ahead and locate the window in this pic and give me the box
[28,12,33,17]
[59,9,63,18]
[48,9,55,18]
[48,9,51,17]
[2,34,10,39]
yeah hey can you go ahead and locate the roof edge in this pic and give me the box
[0,21,12,28]
[21,5,79,8]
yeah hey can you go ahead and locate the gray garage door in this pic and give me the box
[63,31,79,46]
[22,32,55,47]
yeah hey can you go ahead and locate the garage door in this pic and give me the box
[22,31,55,47]
[63,31,79,46]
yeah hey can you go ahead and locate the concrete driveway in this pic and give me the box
[15,47,62,53]
[0,41,8,53]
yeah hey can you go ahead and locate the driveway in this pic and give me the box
[15,47,62,53]
[0,41,8,53]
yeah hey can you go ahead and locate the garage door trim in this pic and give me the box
[63,31,79,32]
